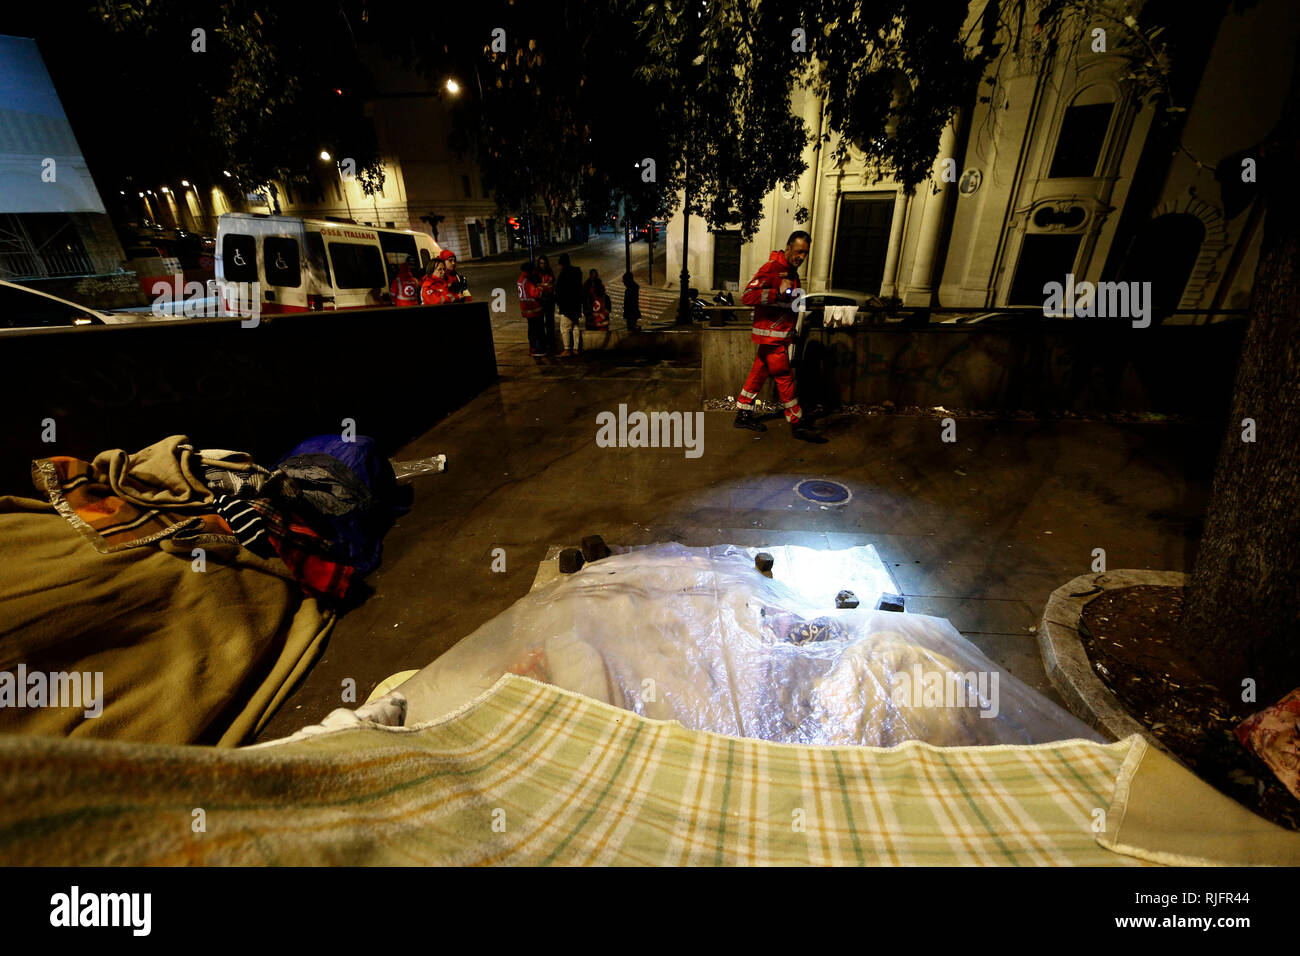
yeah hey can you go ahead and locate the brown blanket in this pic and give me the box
[0,496,333,746]
[31,434,236,553]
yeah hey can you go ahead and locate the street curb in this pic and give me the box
[1038,569,1185,756]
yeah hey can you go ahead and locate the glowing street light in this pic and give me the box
[320,150,352,219]
[445,78,461,95]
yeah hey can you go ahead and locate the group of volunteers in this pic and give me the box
[401,230,826,443]
[388,250,470,307]
[517,253,638,357]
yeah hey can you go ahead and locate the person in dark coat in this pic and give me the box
[536,254,556,353]
[622,272,642,331]
[555,252,584,356]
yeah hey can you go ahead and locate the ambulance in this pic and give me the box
[214,213,443,313]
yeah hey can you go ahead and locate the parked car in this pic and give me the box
[0,279,149,331]
[796,291,908,324]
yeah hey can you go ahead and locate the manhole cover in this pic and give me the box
[794,478,852,505]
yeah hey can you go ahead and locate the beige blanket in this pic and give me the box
[0,496,333,746]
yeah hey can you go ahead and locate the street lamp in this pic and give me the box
[319,150,352,220]
[445,78,461,95]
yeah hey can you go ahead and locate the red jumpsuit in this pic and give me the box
[736,250,802,423]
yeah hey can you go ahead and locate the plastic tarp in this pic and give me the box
[392,544,1105,747]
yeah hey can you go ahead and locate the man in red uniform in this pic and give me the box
[389,257,420,307]
[517,261,546,357]
[734,230,826,443]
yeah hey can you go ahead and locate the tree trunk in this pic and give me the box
[1179,41,1300,706]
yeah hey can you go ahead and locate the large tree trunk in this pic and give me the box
[1180,42,1300,706]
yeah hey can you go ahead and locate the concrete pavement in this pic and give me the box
[254,313,1220,741]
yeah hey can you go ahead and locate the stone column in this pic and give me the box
[902,117,959,306]
[879,189,910,298]
[809,169,838,293]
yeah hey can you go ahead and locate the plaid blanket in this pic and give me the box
[0,674,1151,865]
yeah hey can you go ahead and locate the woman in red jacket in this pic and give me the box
[587,272,611,330]
[420,257,455,306]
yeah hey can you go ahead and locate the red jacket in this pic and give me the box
[390,267,420,306]
[445,269,470,301]
[742,250,800,345]
[420,274,454,306]
[518,272,543,318]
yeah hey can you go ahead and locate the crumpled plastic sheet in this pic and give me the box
[390,455,447,482]
[393,544,1105,747]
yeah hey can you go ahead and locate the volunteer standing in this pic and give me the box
[420,257,454,305]
[389,257,421,307]
[733,230,826,443]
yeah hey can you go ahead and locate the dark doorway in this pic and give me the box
[831,194,893,293]
[466,221,484,259]
[1117,213,1205,323]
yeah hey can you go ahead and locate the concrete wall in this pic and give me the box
[703,320,1245,417]
[0,302,497,492]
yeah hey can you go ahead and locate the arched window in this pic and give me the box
[1049,87,1115,179]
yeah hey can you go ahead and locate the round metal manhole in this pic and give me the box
[794,478,852,505]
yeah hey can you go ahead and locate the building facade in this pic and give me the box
[666,0,1296,322]
[128,53,514,263]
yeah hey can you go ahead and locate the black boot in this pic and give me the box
[734,409,767,432]
[791,420,828,443]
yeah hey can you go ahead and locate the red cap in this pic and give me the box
[439,249,456,260]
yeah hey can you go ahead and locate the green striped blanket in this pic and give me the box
[0,674,1155,866]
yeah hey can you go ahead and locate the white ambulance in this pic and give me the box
[214,213,442,313]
